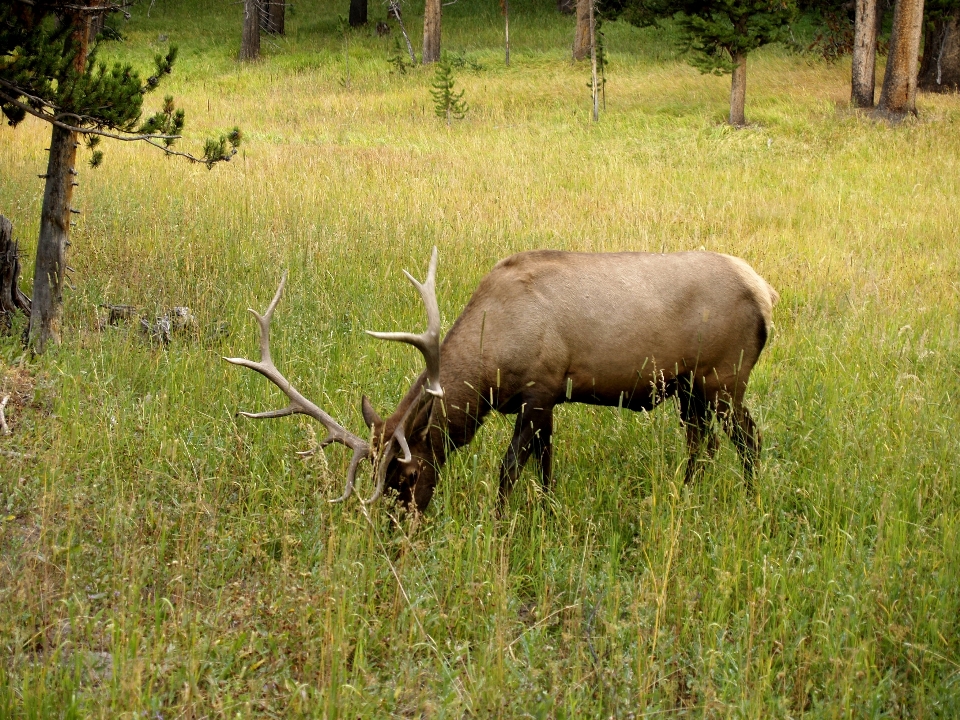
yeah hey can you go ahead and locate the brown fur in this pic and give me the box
[363,250,778,512]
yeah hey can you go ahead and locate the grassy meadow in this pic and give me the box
[2,0,960,716]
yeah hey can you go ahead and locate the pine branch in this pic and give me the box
[0,88,180,143]
[142,138,239,168]
[2,4,239,169]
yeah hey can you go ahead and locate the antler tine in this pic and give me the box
[360,422,412,505]
[256,269,287,365]
[328,446,368,504]
[224,272,371,503]
[361,395,424,505]
[362,464,388,505]
[366,246,443,397]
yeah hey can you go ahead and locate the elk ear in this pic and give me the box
[361,395,383,430]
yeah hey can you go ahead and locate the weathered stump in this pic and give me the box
[0,215,31,323]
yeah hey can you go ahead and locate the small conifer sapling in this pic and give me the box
[389,37,410,74]
[430,59,468,125]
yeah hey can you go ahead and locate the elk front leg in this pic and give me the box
[498,404,553,509]
[680,397,719,484]
[532,407,553,491]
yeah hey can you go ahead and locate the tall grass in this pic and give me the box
[1,0,959,716]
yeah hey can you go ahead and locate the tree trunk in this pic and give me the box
[573,0,591,60]
[239,0,261,61]
[852,0,879,107]
[0,215,30,323]
[349,0,367,28]
[423,0,441,64]
[558,0,576,14]
[729,52,747,126]
[263,0,285,34]
[28,8,92,352]
[876,0,925,118]
[590,0,598,120]
[88,10,105,42]
[918,11,960,92]
[28,125,76,351]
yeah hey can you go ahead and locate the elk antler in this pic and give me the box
[364,392,427,505]
[224,272,371,504]
[363,247,444,504]
[366,247,443,398]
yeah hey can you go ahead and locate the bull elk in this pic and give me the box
[225,248,778,512]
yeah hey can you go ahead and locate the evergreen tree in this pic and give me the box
[617,0,795,125]
[596,14,609,110]
[0,0,240,352]
[389,37,412,75]
[675,0,796,125]
[430,59,468,125]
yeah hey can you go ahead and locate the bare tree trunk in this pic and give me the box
[239,0,261,61]
[876,0,925,118]
[852,0,879,107]
[729,52,747,126]
[0,215,30,323]
[558,0,576,14]
[918,11,960,91]
[349,0,367,28]
[573,0,591,60]
[423,0,441,64]
[263,0,285,34]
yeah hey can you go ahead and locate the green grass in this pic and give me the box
[2,0,960,716]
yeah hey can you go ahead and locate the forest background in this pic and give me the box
[1,0,959,716]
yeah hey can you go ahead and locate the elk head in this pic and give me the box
[224,248,443,506]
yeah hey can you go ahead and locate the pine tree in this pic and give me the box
[616,0,795,125]
[430,59,468,125]
[389,37,411,75]
[675,0,796,125]
[588,12,609,116]
[0,1,241,352]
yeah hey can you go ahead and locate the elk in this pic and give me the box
[225,248,778,512]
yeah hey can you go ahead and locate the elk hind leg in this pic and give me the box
[723,404,761,489]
